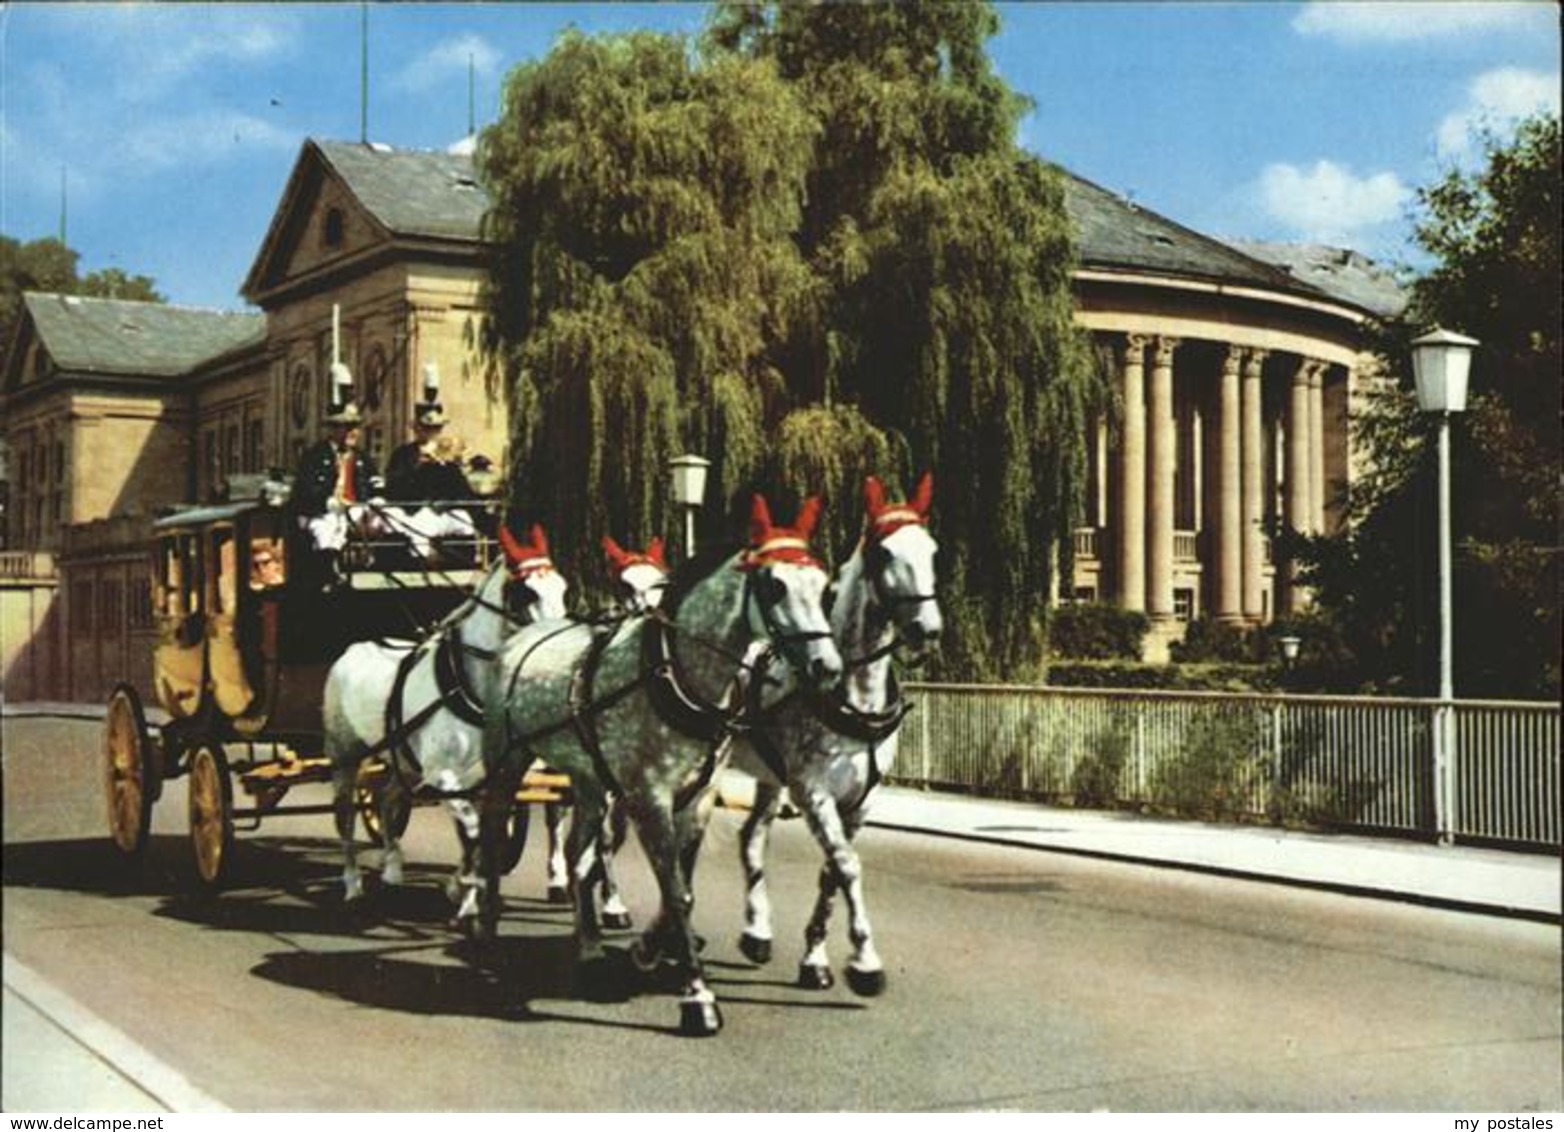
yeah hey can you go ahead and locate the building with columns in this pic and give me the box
[1,139,1400,700]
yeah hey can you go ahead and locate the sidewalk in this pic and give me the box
[871,783,1560,921]
[721,773,1562,922]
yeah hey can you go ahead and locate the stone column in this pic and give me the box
[1147,336,1180,621]
[1286,357,1316,614]
[1241,348,1268,621]
[1308,361,1327,534]
[1214,345,1243,623]
[1116,334,1148,612]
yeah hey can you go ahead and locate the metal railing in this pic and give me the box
[897,682,1560,849]
[0,551,57,581]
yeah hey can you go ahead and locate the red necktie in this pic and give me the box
[339,452,356,503]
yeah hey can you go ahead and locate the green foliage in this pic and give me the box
[1147,711,1268,821]
[1047,661,1277,693]
[477,5,1107,669]
[1048,603,1149,660]
[1290,115,1560,699]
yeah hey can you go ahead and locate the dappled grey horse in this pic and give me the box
[731,474,943,995]
[481,495,844,1035]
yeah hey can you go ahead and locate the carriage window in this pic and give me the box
[212,529,237,614]
[157,539,179,616]
[179,534,203,616]
[249,537,285,590]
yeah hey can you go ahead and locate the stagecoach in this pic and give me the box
[102,484,568,887]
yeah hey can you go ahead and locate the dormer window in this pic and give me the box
[323,207,345,249]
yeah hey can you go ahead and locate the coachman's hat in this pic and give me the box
[324,403,364,427]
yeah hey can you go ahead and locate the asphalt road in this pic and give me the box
[4,714,1561,1112]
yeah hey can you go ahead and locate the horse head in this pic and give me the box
[862,472,943,661]
[739,494,843,691]
[498,522,569,620]
[602,535,670,613]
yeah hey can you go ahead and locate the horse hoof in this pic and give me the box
[629,938,663,973]
[547,885,570,906]
[797,962,835,991]
[679,998,723,1037]
[846,966,887,997]
[603,910,634,931]
[738,933,773,965]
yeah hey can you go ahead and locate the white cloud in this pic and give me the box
[392,34,503,94]
[1253,160,1412,245]
[1436,67,1561,161]
[1292,2,1546,43]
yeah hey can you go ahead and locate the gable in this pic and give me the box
[243,142,393,305]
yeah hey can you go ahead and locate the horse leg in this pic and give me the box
[565,785,621,1000]
[379,773,409,887]
[543,801,570,904]
[738,779,784,964]
[795,784,881,994]
[444,797,484,925]
[628,801,720,1037]
[835,802,885,996]
[597,798,632,931]
[473,765,522,942]
[330,752,366,904]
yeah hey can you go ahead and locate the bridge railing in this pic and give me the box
[896,683,1560,850]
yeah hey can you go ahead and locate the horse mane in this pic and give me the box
[660,541,743,613]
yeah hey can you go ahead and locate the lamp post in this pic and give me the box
[1409,328,1477,703]
[1277,633,1302,672]
[1410,327,1477,845]
[669,454,710,560]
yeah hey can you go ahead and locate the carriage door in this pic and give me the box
[207,525,254,718]
[152,532,206,719]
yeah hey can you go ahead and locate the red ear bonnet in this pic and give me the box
[530,524,550,556]
[864,475,886,520]
[865,472,931,541]
[646,536,667,569]
[794,496,821,539]
[741,493,823,570]
[748,494,774,546]
[499,523,526,563]
[602,535,629,570]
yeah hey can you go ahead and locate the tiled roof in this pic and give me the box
[315,140,489,242]
[23,293,265,378]
[1224,240,1408,319]
[1057,169,1336,302]
[304,140,1380,315]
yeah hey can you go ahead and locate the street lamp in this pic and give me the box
[1277,633,1302,670]
[669,454,710,560]
[1410,328,1477,703]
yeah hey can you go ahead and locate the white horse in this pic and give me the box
[324,524,567,906]
[482,495,843,1036]
[732,474,943,995]
[537,535,672,929]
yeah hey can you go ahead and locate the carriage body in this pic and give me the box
[149,498,487,742]
[107,489,549,886]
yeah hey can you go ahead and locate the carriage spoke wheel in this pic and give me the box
[356,766,412,842]
[188,745,234,888]
[105,684,157,856]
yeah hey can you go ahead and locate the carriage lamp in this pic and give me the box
[329,361,355,408]
[669,454,710,559]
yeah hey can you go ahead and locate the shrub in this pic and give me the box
[1048,603,1150,660]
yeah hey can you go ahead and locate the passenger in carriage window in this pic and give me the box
[249,540,285,590]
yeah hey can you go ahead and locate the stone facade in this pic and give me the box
[0,138,1396,699]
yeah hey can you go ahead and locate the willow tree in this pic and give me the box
[476,31,817,589]
[709,1,1107,677]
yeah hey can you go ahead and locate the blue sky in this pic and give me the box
[1,1,1557,311]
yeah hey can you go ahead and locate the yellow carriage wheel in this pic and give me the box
[105,684,157,856]
[188,745,235,888]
